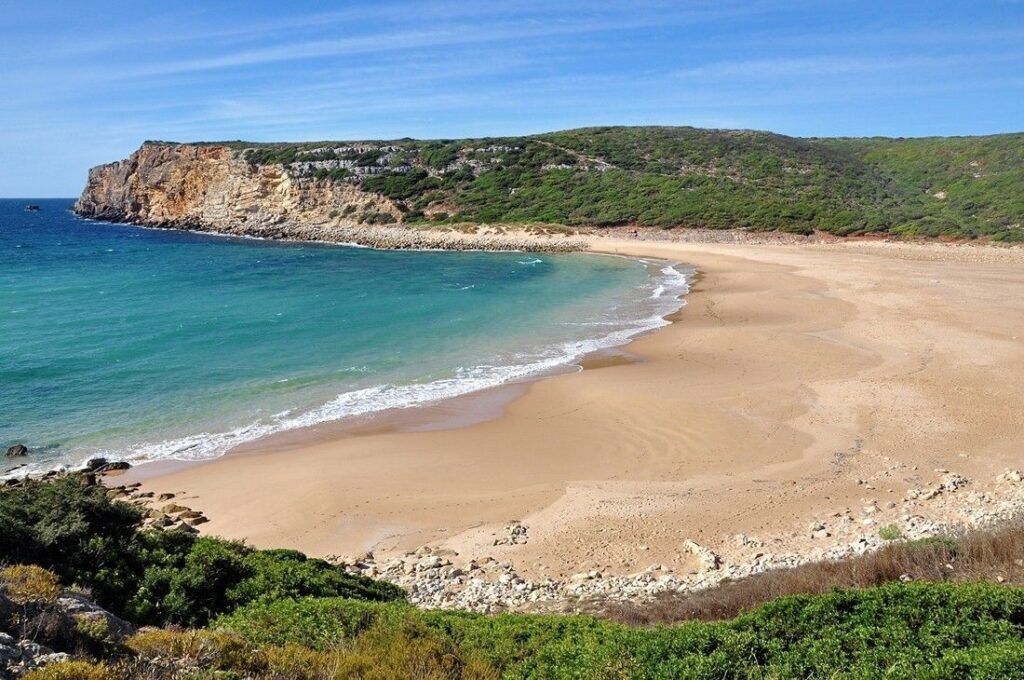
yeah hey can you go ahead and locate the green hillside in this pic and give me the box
[203,126,1024,241]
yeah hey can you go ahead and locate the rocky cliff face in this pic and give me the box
[75,143,403,238]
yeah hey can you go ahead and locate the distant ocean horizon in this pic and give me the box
[1,199,689,475]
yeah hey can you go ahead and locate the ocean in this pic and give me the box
[1,199,688,474]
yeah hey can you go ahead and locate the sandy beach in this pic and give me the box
[128,235,1024,594]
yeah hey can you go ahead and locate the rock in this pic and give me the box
[492,521,530,547]
[683,539,721,571]
[1000,469,1023,483]
[186,516,209,526]
[161,504,188,514]
[157,492,176,501]
[178,510,204,520]
[57,592,136,641]
[85,457,109,471]
[5,444,28,457]
[0,635,18,665]
[940,473,969,492]
[95,461,130,473]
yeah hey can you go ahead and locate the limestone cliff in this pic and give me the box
[74,142,403,238]
[74,142,585,251]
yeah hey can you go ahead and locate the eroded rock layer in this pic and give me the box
[75,142,402,237]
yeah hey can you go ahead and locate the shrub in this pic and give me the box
[263,623,499,680]
[219,582,1024,678]
[880,524,905,541]
[215,597,398,649]
[0,565,63,640]
[333,619,498,680]
[126,628,266,674]
[0,564,61,606]
[0,478,142,612]
[124,539,403,627]
[0,480,404,628]
[22,661,115,680]
[73,614,118,656]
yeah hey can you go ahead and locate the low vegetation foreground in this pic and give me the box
[4,476,1024,678]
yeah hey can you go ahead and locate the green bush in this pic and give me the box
[126,628,266,674]
[123,537,403,628]
[217,582,1024,678]
[0,479,404,629]
[880,524,905,541]
[230,128,1024,238]
[22,661,116,680]
[0,478,142,613]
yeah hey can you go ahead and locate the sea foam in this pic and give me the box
[28,260,691,472]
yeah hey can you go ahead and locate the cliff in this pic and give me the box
[75,142,403,239]
[76,127,1024,242]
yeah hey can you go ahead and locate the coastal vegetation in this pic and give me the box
[214,126,1024,240]
[5,476,1024,677]
[0,477,402,629]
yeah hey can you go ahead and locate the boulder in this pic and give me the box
[56,592,136,641]
[96,461,131,473]
[5,444,28,457]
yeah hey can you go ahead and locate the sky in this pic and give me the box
[2,1,1023,197]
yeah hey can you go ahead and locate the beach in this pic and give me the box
[126,235,1024,605]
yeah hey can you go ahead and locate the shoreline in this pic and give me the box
[6,217,689,479]
[81,234,1024,610]
[112,253,685,484]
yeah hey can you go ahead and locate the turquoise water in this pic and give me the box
[1,199,687,474]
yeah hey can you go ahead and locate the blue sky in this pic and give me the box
[2,1,1023,197]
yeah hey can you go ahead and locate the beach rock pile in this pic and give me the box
[339,536,895,613]
[333,465,1024,614]
[104,487,209,532]
[493,521,529,546]
[1,456,207,533]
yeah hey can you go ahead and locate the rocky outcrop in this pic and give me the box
[75,143,402,237]
[75,143,586,252]
[0,590,134,678]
